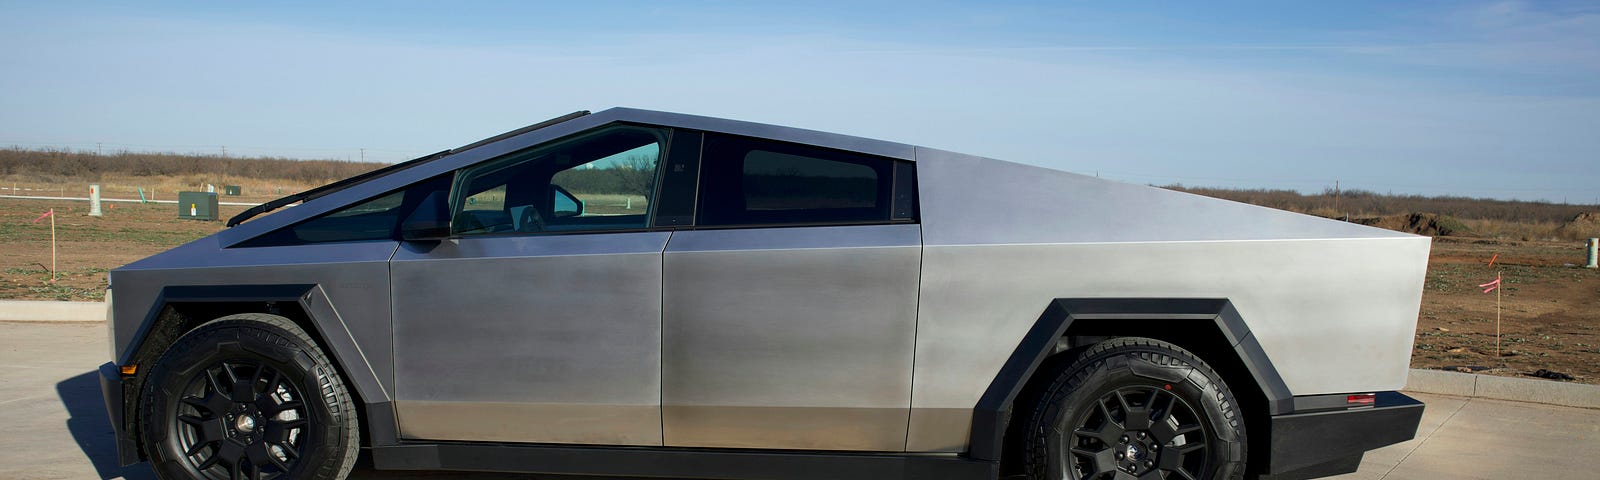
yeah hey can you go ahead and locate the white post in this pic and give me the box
[49,208,56,284]
[1587,238,1598,269]
[88,184,103,216]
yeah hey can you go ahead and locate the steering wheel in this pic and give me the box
[518,206,546,232]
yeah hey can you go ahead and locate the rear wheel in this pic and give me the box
[1020,337,1246,480]
[140,313,359,480]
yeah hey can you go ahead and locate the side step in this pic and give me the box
[372,442,998,480]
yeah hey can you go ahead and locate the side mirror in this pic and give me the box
[551,185,584,218]
[401,191,451,241]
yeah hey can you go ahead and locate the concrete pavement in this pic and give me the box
[3,320,1596,480]
[1325,392,1600,479]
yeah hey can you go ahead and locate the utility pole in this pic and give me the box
[360,148,366,163]
[1334,180,1341,220]
[221,145,227,158]
[96,142,102,156]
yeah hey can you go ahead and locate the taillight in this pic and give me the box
[1347,393,1376,406]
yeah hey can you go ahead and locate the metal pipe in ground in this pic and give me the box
[88,184,102,216]
[1588,238,1599,269]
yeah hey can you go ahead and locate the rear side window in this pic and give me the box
[698,134,905,227]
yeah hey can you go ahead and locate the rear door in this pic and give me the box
[389,125,672,445]
[661,133,922,451]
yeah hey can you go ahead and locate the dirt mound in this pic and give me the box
[1349,213,1469,237]
[1555,212,1600,239]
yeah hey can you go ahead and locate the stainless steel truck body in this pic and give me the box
[101,108,1427,480]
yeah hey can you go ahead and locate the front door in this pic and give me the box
[390,125,671,445]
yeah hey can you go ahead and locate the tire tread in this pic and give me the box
[1019,337,1246,480]
[139,313,359,480]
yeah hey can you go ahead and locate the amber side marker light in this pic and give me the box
[1347,393,1376,406]
[119,365,138,376]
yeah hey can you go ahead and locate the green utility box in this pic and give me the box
[177,191,219,221]
[223,185,242,196]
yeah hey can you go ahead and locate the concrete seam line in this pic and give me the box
[1376,396,1470,480]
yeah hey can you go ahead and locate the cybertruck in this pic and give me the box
[100,108,1428,480]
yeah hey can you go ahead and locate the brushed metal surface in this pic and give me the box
[109,239,400,403]
[904,148,1430,452]
[396,402,662,445]
[390,232,670,445]
[910,147,1413,245]
[905,239,1430,452]
[661,225,922,451]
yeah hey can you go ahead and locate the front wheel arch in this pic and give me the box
[137,313,360,480]
[115,286,393,462]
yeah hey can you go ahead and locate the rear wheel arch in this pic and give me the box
[972,298,1290,477]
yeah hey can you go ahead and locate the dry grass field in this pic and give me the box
[0,198,247,301]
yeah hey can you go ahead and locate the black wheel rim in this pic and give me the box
[1066,385,1211,480]
[171,359,309,480]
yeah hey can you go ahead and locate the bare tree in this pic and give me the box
[609,154,657,197]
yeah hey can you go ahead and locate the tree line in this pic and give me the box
[1165,185,1595,224]
[0,147,386,185]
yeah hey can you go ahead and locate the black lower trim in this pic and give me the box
[97,362,141,467]
[1257,454,1363,480]
[372,443,997,480]
[1267,391,1423,475]
[364,401,398,448]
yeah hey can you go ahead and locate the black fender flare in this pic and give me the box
[966,298,1292,462]
[120,284,399,447]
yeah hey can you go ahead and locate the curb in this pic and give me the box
[0,300,106,322]
[1406,368,1600,409]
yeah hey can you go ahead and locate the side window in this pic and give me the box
[451,125,666,235]
[697,134,901,227]
[236,174,452,247]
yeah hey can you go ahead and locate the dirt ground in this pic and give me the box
[0,199,243,301]
[3,197,1598,384]
[1413,237,1600,384]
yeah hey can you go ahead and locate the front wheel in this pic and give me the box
[1020,337,1246,480]
[139,313,359,480]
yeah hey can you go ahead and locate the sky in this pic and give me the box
[0,0,1596,203]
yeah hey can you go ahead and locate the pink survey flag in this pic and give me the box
[32,209,53,223]
[1479,277,1500,294]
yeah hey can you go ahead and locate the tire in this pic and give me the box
[139,313,359,480]
[1020,337,1246,480]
